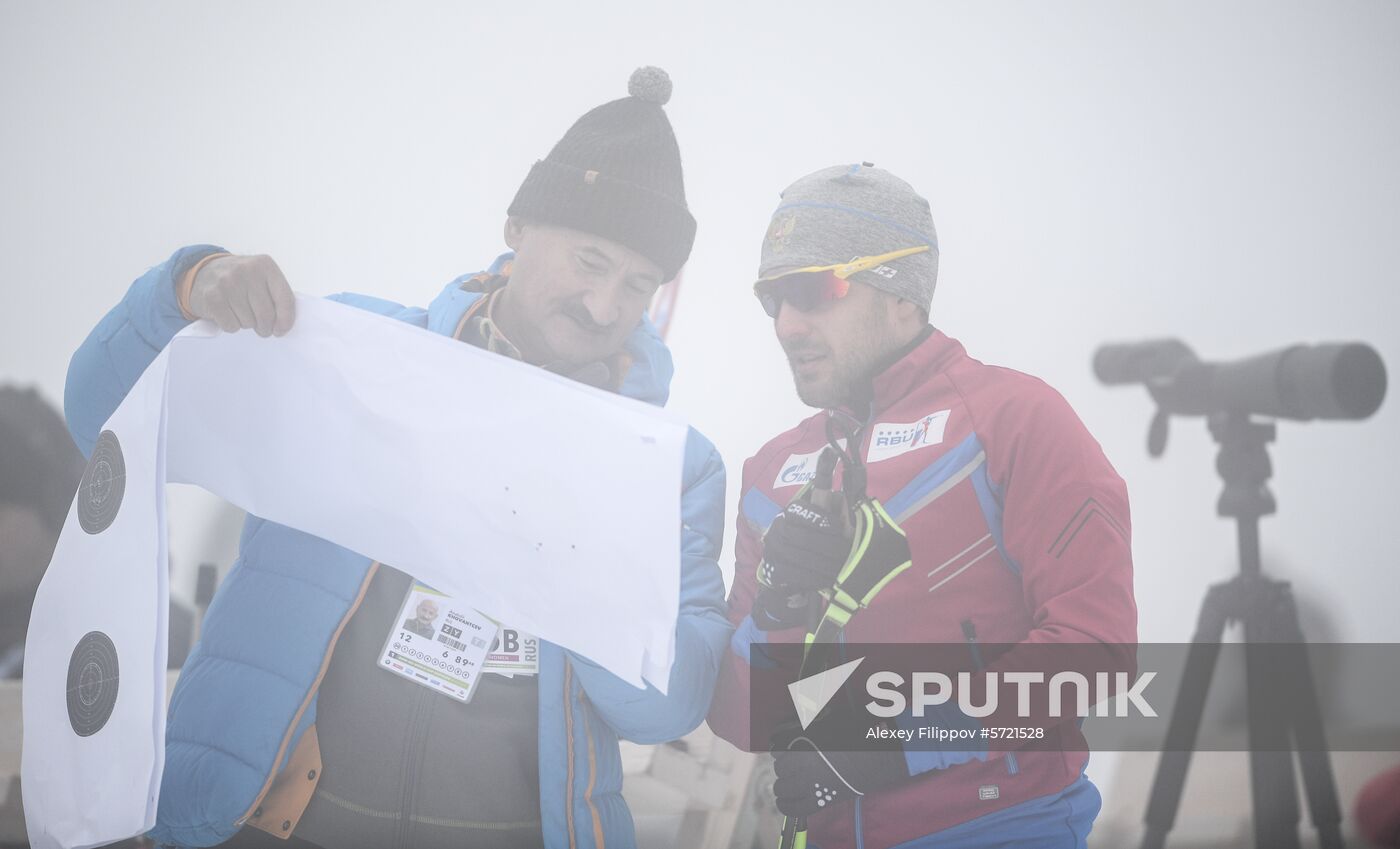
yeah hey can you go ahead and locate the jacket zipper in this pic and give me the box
[394,685,433,849]
[961,619,1018,776]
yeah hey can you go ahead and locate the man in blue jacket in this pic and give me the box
[62,67,730,849]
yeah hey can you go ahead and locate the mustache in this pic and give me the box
[560,300,612,333]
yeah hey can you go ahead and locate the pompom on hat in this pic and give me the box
[626,65,673,104]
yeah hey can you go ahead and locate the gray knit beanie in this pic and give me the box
[758,162,938,312]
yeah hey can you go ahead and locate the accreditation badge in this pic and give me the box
[483,626,539,677]
[378,582,497,703]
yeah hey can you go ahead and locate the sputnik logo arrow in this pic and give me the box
[788,656,865,730]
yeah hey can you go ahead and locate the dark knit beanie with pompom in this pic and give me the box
[507,67,695,280]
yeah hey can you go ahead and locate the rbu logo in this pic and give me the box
[868,410,951,463]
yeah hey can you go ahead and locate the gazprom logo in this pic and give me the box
[772,441,845,489]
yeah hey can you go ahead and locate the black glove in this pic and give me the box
[760,499,852,592]
[751,585,817,631]
[771,730,910,818]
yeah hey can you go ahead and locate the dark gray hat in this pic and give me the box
[508,67,695,281]
[758,163,938,312]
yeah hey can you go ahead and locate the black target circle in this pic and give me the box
[78,430,125,534]
[66,631,120,737]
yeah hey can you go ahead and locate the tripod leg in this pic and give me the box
[1243,588,1302,849]
[1272,591,1346,849]
[1140,583,1233,849]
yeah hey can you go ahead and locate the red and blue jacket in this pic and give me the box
[707,328,1136,849]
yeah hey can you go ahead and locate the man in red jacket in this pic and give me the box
[707,163,1137,849]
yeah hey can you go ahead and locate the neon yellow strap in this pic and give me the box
[859,560,911,605]
[822,604,853,629]
[803,499,914,655]
[830,588,860,613]
[851,500,912,604]
[834,503,875,585]
[869,498,905,531]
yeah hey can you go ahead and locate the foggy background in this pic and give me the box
[2,0,1398,837]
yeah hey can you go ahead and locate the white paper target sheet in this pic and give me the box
[22,297,688,849]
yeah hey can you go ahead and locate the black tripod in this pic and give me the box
[1140,413,1345,849]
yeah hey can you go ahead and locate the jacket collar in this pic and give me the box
[839,326,967,422]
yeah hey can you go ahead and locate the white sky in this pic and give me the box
[2,0,1398,653]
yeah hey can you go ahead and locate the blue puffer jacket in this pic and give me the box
[64,246,732,849]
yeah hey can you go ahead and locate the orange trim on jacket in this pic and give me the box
[238,561,381,826]
[247,725,324,839]
[563,662,578,849]
[177,252,231,320]
[583,700,604,848]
